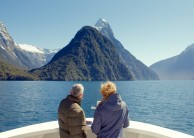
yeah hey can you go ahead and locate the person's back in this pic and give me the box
[91,81,129,138]
[58,84,87,138]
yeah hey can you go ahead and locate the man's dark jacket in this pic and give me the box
[58,95,87,138]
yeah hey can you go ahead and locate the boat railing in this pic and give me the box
[0,118,194,138]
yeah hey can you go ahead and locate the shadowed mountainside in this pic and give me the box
[30,26,134,81]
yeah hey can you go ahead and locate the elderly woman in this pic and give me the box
[91,81,129,138]
[58,84,87,138]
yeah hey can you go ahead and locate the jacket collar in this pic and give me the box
[100,93,123,111]
[67,95,82,105]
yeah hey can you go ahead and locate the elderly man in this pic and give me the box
[58,84,87,138]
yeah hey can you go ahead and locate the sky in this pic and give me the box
[1,0,194,66]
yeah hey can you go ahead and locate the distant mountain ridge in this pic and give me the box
[0,21,58,69]
[31,26,134,81]
[150,44,194,80]
[95,18,159,80]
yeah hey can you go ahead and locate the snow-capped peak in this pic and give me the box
[94,18,114,39]
[0,21,5,30]
[0,21,13,41]
[95,18,110,30]
[0,21,9,36]
[18,44,44,53]
[95,18,108,28]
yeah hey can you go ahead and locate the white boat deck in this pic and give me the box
[0,118,194,138]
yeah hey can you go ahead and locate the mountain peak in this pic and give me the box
[94,18,114,39]
[0,21,5,29]
[0,21,3,27]
[0,21,8,35]
[184,44,194,52]
[0,21,13,42]
[95,18,108,27]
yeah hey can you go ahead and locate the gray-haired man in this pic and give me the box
[58,84,87,138]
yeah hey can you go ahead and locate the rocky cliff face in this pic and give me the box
[0,21,27,69]
[95,18,159,80]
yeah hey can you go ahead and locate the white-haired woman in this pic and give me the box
[91,81,129,138]
[58,84,87,138]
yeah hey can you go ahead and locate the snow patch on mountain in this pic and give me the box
[0,45,5,50]
[18,44,44,53]
[17,43,60,69]
[12,52,18,58]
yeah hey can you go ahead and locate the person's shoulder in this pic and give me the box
[68,103,84,117]
[59,98,67,107]
[68,101,83,112]
[96,102,106,113]
[71,102,81,109]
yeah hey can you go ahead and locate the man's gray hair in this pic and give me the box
[70,84,84,97]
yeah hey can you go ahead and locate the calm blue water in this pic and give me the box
[0,81,194,136]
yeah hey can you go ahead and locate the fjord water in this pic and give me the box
[0,81,194,136]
